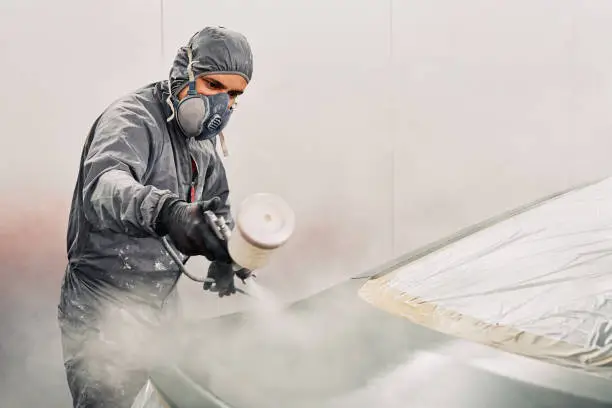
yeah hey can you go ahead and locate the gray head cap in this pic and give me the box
[169,26,254,97]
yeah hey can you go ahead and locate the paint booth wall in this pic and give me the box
[2,1,612,406]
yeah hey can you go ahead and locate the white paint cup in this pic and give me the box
[228,193,295,271]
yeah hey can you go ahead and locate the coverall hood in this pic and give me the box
[168,26,254,98]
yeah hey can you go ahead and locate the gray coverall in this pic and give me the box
[57,27,253,408]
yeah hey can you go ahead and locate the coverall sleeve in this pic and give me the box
[82,104,177,237]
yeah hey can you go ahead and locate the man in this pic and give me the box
[57,26,253,407]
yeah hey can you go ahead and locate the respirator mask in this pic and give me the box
[170,46,235,141]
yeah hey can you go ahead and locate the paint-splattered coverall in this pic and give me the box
[57,77,234,407]
[57,26,253,407]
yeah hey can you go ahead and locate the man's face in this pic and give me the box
[178,74,248,109]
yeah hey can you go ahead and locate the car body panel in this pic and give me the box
[139,177,612,407]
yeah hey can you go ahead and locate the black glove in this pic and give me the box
[203,262,253,298]
[155,196,231,262]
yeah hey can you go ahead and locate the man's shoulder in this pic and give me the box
[100,81,168,127]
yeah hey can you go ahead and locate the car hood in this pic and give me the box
[139,177,612,407]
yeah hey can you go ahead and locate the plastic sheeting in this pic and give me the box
[130,380,170,408]
[359,177,612,378]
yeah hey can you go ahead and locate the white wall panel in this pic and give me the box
[390,0,612,255]
[569,1,612,178]
[163,0,394,302]
[0,0,164,205]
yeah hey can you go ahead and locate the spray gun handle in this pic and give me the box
[204,210,252,276]
[217,217,232,241]
[204,210,231,241]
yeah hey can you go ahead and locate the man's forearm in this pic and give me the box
[84,169,177,237]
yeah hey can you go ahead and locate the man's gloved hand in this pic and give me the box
[155,196,231,262]
[203,262,253,297]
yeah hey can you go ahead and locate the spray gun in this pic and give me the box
[202,210,252,290]
[161,193,295,295]
[203,211,240,269]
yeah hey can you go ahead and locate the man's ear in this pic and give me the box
[177,84,188,100]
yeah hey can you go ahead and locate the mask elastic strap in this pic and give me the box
[166,45,195,122]
[219,131,229,157]
[165,79,176,122]
[186,47,197,96]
